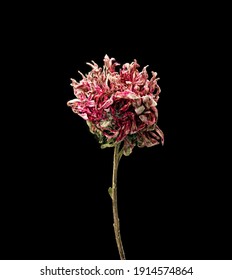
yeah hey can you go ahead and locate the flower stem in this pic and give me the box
[112,143,126,260]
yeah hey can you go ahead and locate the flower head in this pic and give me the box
[67,55,164,156]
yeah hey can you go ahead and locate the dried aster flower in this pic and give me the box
[67,54,164,156]
[67,55,164,259]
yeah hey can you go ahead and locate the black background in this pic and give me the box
[1,3,230,260]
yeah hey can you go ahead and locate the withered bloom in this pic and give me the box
[67,55,164,156]
[67,55,164,260]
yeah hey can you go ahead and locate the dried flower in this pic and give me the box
[67,55,164,259]
[67,55,164,156]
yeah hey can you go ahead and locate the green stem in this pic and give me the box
[112,143,126,260]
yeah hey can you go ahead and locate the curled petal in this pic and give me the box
[139,114,148,123]
[135,105,145,115]
[99,97,114,109]
[67,98,79,106]
[154,125,164,145]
